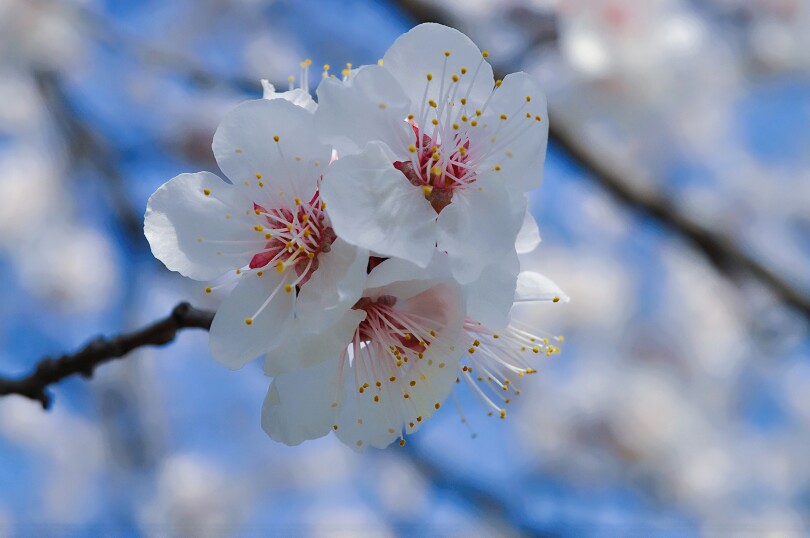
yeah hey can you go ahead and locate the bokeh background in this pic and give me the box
[1,0,809,535]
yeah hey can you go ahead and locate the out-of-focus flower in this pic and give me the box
[144,98,369,368]
[317,23,548,283]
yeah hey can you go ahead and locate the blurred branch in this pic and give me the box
[0,303,213,409]
[548,122,810,319]
[33,70,147,251]
[390,0,810,321]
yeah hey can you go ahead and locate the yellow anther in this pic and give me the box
[468,347,475,354]
[303,228,311,238]
[346,62,352,69]
[470,120,478,127]
[408,144,417,153]
[500,114,507,120]
[244,318,253,326]
[493,333,499,339]
[428,99,437,108]
[535,115,542,122]
[444,51,451,57]
[254,225,264,232]
[500,409,506,419]
[403,394,410,399]
[257,271,264,277]
[431,118,439,125]
[377,58,384,66]
[205,287,212,294]
[426,73,433,81]
[526,95,532,102]
[432,152,441,160]
[452,123,459,130]
[407,114,415,120]
[332,424,338,431]
[273,135,280,142]
[284,284,293,293]
[235,268,242,275]
[399,439,406,446]
[288,75,294,82]
[473,339,481,347]
[461,67,467,75]
[494,165,502,171]
[532,346,540,353]
[301,214,309,222]
[203,188,211,196]
[275,261,285,272]
[255,173,263,179]
[434,402,441,410]
[461,115,469,122]
[495,79,502,87]
[430,330,436,337]
[558,335,566,343]
[254,209,261,215]
[430,166,442,176]
[460,98,467,105]
[373,395,380,402]
[553,296,560,303]
[378,102,387,109]
[416,416,423,422]
[258,182,264,188]
[459,147,467,156]
[389,376,396,382]
[482,50,490,58]
[294,197,301,206]
[323,64,330,70]
[452,74,459,82]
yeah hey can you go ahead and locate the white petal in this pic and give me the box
[144,172,255,281]
[478,72,549,190]
[364,253,452,301]
[315,66,413,159]
[212,98,330,206]
[261,80,317,112]
[320,142,437,268]
[263,309,365,377]
[383,23,495,108]
[295,239,368,331]
[436,179,525,284]
[465,251,519,331]
[262,358,341,446]
[209,271,295,369]
[516,207,541,254]
[515,271,569,303]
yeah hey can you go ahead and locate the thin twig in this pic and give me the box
[390,0,810,321]
[0,303,214,409]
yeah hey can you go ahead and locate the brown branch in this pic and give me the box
[391,0,810,321]
[0,303,214,409]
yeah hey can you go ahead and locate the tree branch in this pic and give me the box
[0,303,214,409]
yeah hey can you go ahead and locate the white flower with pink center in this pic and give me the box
[145,98,368,369]
[262,258,465,450]
[316,23,548,283]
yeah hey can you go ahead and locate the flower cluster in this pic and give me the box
[144,23,568,450]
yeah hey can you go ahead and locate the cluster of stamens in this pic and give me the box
[391,50,543,213]
[458,318,563,421]
[248,189,335,286]
[329,295,452,447]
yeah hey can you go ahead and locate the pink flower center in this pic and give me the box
[248,190,335,286]
[352,295,436,364]
[394,124,475,213]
